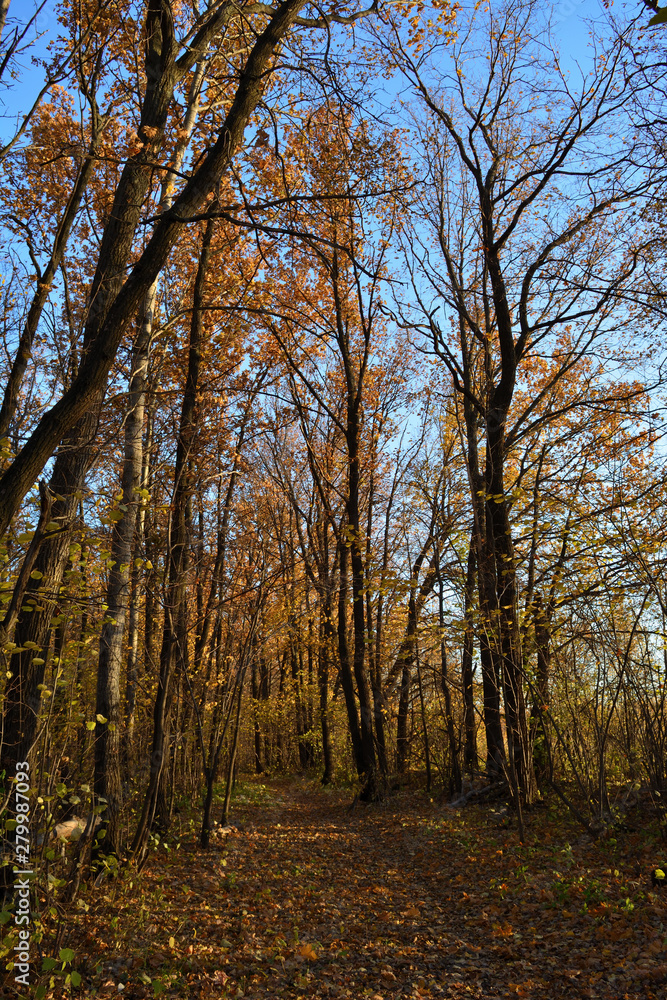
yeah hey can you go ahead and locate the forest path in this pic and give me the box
[60,777,666,999]
[166,777,663,1000]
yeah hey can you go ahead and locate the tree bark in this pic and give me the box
[346,414,378,795]
[131,214,213,857]
[336,532,363,775]
[437,560,461,794]
[94,322,150,854]
[461,536,477,773]
[318,600,334,784]
[365,471,388,776]
[0,0,316,538]
[0,116,106,439]
[0,0,184,805]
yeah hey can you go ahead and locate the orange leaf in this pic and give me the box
[298,943,318,961]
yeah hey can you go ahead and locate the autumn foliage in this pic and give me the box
[1,0,667,996]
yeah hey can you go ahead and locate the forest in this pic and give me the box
[2,0,667,997]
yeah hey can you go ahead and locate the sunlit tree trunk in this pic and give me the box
[94,323,150,853]
[461,536,478,774]
[132,216,213,858]
[337,531,363,774]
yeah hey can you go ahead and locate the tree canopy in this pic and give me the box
[1,0,667,994]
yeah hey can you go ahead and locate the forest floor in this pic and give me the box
[17,776,667,999]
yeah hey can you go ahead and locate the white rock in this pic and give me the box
[54,814,102,842]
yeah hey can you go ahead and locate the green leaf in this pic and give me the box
[59,947,75,963]
[35,988,47,1000]
[0,910,11,925]
[42,957,57,971]
[71,971,82,986]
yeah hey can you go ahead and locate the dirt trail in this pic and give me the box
[45,777,667,999]
[182,779,663,1000]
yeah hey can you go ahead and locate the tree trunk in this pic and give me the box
[222,680,243,827]
[365,474,388,776]
[346,419,377,797]
[336,532,363,774]
[531,592,551,780]
[131,215,213,858]
[437,567,461,794]
[94,321,150,854]
[318,602,334,784]
[251,653,264,774]
[125,558,140,761]
[389,549,438,774]
[415,644,432,793]
[461,534,477,773]
[396,659,412,775]
[0,117,106,438]
[0,0,319,539]
[2,455,87,776]
[0,0,187,847]
[486,408,537,805]
[459,369,505,778]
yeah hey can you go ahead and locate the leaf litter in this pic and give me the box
[35,778,667,999]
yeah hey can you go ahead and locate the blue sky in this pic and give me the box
[0,0,58,144]
[0,0,611,148]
